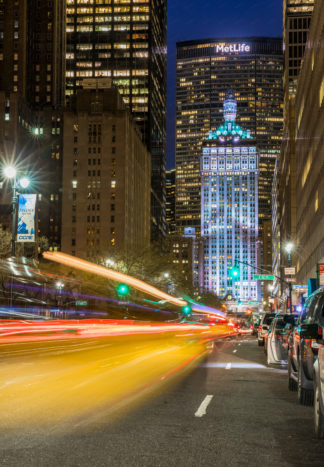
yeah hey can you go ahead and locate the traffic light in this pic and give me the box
[182,304,192,316]
[116,283,130,297]
[231,266,240,280]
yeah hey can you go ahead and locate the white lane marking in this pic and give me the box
[225,362,232,370]
[233,349,237,353]
[195,395,213,418]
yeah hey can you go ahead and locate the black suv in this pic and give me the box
[288,288,324,405]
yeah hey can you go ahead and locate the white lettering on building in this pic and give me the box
[215,43,251,53]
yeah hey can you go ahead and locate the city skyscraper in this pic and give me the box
[176,37,283,235]
[294,0,324,286]
[201,91,259,303]
[65,0,167,239]
[272,0,314,295]
[61,84,151,260]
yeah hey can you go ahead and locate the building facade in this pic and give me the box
[273,0,314,294]
[65,0,167,239]
[295,0,324,286]
[61,85,151,260]
[176,37,283,236]
[0,0,66,249]
[201,91,259,303]
[166,168,176,235]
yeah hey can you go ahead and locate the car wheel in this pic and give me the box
[314,379,324,438]
[297,358,314,406]
[288,357,297,392]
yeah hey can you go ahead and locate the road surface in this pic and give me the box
[2,335,324,466]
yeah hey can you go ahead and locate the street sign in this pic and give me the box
[76,301,87,306]
[248,301,259,305]
[285,278,296,283]
[284,267,296,275]
[253,274,274,280]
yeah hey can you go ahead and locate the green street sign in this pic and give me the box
[253,274,274,280]
[248,301,259,305]
[76,301,87,306]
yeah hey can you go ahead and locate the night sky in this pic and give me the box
[166,0,283,169]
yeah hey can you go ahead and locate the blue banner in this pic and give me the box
[17,194,36,242]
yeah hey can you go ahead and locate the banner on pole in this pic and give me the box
[17,194,36,242]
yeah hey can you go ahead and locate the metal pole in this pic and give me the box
[288,252,292,314]
[11,177,18,257]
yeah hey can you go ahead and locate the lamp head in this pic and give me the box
[19,177,30,189]
[285,242,294,254]
[4,166,17,179]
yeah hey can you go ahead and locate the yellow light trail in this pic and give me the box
[43,251,187,307]
[0,323,234,433]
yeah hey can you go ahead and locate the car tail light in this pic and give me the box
[258,326,262,332]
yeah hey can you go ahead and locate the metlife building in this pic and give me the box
[175,37,283,236]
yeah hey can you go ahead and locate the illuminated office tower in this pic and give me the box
[66,0,167,239]
[201,91,259,302]
[176,37,283,234]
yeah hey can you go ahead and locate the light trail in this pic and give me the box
[42,251,226,319]
[43,251,187,307]
[0,320,236,432]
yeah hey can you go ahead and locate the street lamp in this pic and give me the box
[285,242,294,266]
[3,166,31,257]
[163,272,170,279]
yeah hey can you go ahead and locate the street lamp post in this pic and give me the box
[3,166,30,258]
[285,242,294,314]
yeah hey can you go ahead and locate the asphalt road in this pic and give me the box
[3,335,324,467]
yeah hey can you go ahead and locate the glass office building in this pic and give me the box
[176,37,283,235]
[201,91,259,301]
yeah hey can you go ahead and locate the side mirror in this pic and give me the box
[299,323,322,339]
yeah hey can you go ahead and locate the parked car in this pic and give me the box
[266,313,299,365]
[257,313,276,346]
[288,287,324,405]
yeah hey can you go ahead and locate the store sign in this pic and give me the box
[215,43,251,53]
[17,194,36,242]
[318,264,324,287]
[284,267,296,275]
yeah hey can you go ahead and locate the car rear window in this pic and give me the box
[264,315,276,325]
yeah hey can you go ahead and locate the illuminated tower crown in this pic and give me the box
[223,90,237,121]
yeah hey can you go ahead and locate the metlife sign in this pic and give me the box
[215,43,251,54]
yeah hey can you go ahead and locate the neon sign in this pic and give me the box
[215,43,251,53]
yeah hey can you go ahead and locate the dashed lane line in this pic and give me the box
[194,395,214,418]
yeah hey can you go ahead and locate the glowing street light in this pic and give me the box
[285,242,294,256]
[163,272,170,279]
[19,177,30,189]
[3,166,17,179]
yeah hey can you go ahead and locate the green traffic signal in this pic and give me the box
[116,283,130,297]
[231,266,240,279]
[182,304,192,316]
